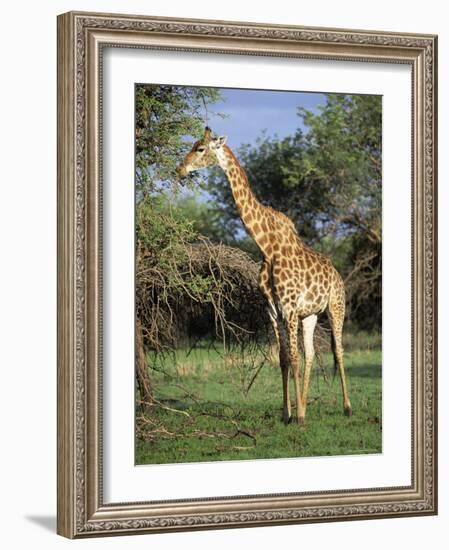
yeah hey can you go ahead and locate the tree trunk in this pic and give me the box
[136,318,153,413]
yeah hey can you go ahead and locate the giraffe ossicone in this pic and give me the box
[177,127,352,424]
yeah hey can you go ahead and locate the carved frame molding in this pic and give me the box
[57,11,437,538]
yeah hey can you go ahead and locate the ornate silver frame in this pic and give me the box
[57,11,438,538]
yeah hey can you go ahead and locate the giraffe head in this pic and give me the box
[176,127,227,177]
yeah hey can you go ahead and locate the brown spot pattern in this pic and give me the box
[177,135,351,424]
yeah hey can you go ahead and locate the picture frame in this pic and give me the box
[57,10,438,538]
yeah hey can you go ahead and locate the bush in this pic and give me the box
[136,197,268,352]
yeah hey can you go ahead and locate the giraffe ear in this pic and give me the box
[217,135,227,146]
[203,126,212,141]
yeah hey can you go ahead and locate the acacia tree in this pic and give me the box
[207,94,382,330]
[135,84,223,404]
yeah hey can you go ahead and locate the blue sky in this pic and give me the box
[203,88,327,149]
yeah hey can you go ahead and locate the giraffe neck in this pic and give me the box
[215,145,268,247]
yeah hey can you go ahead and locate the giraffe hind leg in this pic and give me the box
[259,261,291,423]
[284,314,305,424]
[328,290,352,416]
[277,320,291,424]
[301,314,317,418]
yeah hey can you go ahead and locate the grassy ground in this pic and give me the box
[136,339,381,465]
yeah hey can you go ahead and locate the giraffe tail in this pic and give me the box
[330,330,338,384]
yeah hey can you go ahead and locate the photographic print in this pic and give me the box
[135,85,382,465]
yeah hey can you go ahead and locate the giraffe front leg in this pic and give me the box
[277,320,291,424]
[281,361,291,424]
[285,315,305,424]
[301,314,317,417]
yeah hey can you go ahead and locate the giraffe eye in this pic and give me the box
[197,146,206,153]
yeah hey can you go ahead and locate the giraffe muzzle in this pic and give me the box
[176,164,188,178]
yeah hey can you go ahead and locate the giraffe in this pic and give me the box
[177,127,352,424]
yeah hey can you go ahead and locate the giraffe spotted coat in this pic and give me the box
[177,127,351,424]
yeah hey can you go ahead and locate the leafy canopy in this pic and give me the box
[136,84,223,197]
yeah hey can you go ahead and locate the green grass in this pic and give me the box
[136,345,382,465]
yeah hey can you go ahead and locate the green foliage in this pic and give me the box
[137,195,227,298]
[168,189,263,260]
[295,94,381,243]
[152,191,231,244]
[136,195,269,351]
[136,345,382,464]
[135,84,223,196]
[136,197,216,350]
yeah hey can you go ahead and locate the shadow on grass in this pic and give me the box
[345,363,381,379]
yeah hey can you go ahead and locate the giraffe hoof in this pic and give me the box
[292,416,305,426]
[344,406,353,417]
[282,414,291,425]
